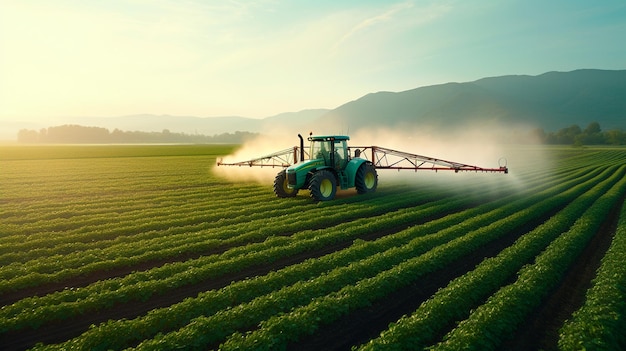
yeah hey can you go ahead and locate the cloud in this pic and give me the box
[332,1,414,52]
[330,1,452,55]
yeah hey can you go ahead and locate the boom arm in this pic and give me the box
[217,147,307,168]
[349,146,508,173]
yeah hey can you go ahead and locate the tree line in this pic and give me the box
[531,122,626,145]
[17,125,258,144]
[17,122,626,145]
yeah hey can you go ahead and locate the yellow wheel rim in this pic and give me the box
[282,178,292,193]
[320,178,333,197]
[364,172,375,189]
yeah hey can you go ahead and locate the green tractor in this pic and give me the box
[273,135,377,201]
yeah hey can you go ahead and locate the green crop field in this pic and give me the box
[1,144,625,351]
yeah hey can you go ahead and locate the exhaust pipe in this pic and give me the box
[298,134,304,162]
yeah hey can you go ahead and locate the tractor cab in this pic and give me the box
[308,135,349,169]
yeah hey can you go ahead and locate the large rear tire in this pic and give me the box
[273,170,298,198]
[309,170,337,201]
[355,163,378,194]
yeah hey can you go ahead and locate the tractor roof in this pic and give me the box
[307,135,350,142]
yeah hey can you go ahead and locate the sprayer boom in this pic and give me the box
[217,144,507,173]
[350,146,508,173]
[217,147,306,168]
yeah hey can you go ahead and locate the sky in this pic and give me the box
[1,0,625,123]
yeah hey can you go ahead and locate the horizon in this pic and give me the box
[2,1,626,124]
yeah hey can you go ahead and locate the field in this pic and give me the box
[1,144,625,351]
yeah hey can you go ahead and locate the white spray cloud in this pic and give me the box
[349,123,550,193]
[213,122,550,196]
[212,123,308,184]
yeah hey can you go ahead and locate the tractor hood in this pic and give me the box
[286,158,325,189]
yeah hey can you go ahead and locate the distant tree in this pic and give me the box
[111,129,125,143]
[45,125,109,143]
[553,124,582,144]
[16,125,258,144]
[538,122,626,146]
[17,129,39,143]
[584,121,601,134]
[604,129,626,145]
[581,122,604,144]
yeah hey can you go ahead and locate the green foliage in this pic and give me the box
[431,166,626,351]
[534,122,626,145]
[1,145,626,350]
[558,196,626,350]
[358,165,623,350]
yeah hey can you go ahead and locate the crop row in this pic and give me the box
[33,162,615,350]
[430,165,626,350]
[0,191,334,262]
[37,201,531,349]
[0,186,459,294]
[214,165,625,350]
[0,190,476,332]
[0,154,256,204]
[0,144,235,161]
[557,192,626,350]
[357,164,626,350]
[0,184,269,240]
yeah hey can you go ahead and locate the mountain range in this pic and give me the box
[3,69,625,140]
[318,69,626,133]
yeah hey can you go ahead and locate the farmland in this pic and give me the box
[1,144,625,351]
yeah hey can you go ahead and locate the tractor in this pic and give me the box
[217,133,508,201]
[273,134,377,201]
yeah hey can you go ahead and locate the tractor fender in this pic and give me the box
[344,158,368,188]
[298,165,336,190]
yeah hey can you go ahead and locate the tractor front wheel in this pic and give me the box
[355,163,378,194]
[309,170,337,201]
[273,170,298,198]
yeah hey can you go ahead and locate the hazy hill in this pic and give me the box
[67,109,331,135]
[4,69,625,141]
[318,69,626,132]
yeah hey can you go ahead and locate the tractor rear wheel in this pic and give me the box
[309,170,337,201]
[355,163,378,194]
[273,170,298,198]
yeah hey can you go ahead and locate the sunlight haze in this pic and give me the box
[1,0,625,122]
